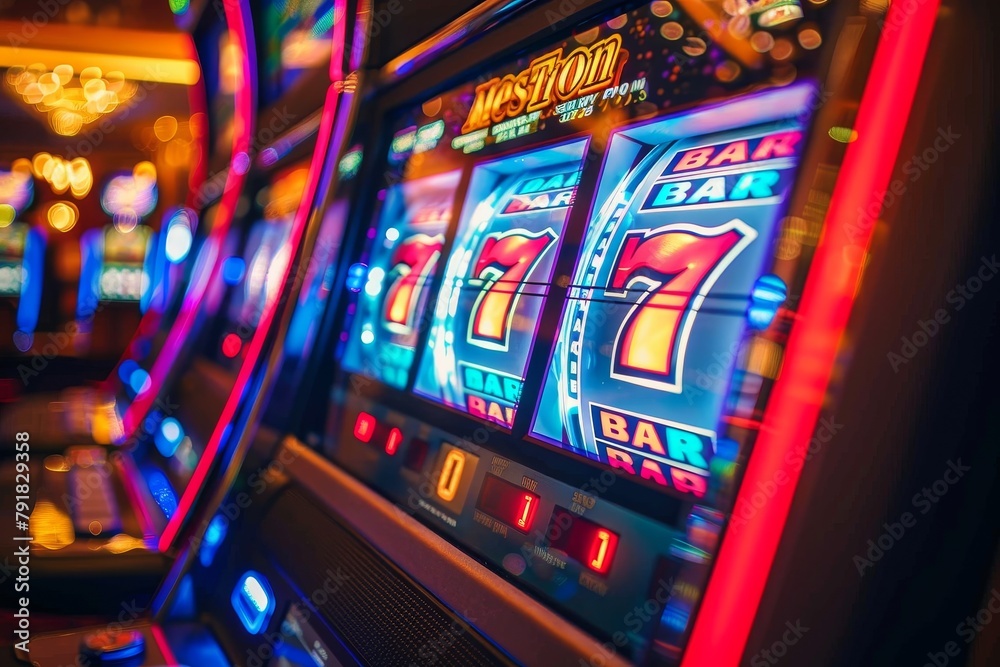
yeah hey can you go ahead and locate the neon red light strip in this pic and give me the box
[682,3,940,665]
[158,5,348,553]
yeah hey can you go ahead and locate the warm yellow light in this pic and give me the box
[43,455,71,472]
[47,201,79,232]
[32,152,51,177]
[11,158,31,174]
[132,160,157,185]
[0,47,200,85]
[30,501,75,550]
[153,115,178,142]
[102,534,146,554]
[50,108,84,135]
[0,204,14,228]
[53,63,73,84]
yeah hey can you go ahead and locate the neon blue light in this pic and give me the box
[129,368,151,395]
[243,577,267,612]
[161,418,181,442]
[165,223,193,263]
[77,228,102,320]
[222,256,246,285]
[118,359,140,384]
[155,417,184,458]
[232,571,274,634]
[145,469,178,518]
[17,227,45,333]
[747,274,787,330]
[345,262,367,292]
[200,514,228,568]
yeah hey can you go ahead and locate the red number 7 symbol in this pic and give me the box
[384,233,444,334]
[607,220,756,392]
[468,228,557,350]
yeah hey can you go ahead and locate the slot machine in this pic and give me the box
[0,0,260,615]
[21,0,1000,666]
[0,162,43,355]
[0,221,45,354]
[119,1,969,666]
[77,222,158,356]
[15,0,358,616]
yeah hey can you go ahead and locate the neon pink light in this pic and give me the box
[158,1,349,552]
[123,0,255,438]
[681,3,940,665]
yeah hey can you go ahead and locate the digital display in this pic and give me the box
[431,444,479,514]
[547,508,620,575]
[346,0,829,499]
[272,603,343,667]
[414,141,587,427]
[342,171,462,388]
[100,226,153,302]
[531,85,813,499]
[0,223,26,296]
[476,475,540,533]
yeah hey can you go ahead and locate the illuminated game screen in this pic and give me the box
[530,86,812,498]
[414,140,588,427]
[0,223,26,296]
[101,226,153,302]
[341,170,462,388]
[226,220,292,329]
[340,0,829,496]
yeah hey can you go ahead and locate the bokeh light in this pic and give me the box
[47,201,79,232]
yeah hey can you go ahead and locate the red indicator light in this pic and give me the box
[221,333,242,358]
[588,529,619,575]
[516,492,538,531]
[385,427,402,455]
[548,507,620,575]
[477,475,540,534]
[353,412,376,443]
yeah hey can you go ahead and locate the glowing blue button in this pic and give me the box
[345,262,367,292]
[129,368,152,395]
[232,571,274,634]
[222,257,246,285]
[154,418,184,458]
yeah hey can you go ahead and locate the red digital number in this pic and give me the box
[608,221,753,390]
[468,228,557,349]
[384,233,444,333]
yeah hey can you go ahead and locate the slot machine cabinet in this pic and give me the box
[21,0,999,666]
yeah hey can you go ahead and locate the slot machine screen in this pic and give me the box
[529,88,811,496]
[340,170,462,389]
[0,222,27,297]
[328,0,858,658]
[213,163,306,366]
[413,140,588,427]
[100,226,154,303]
